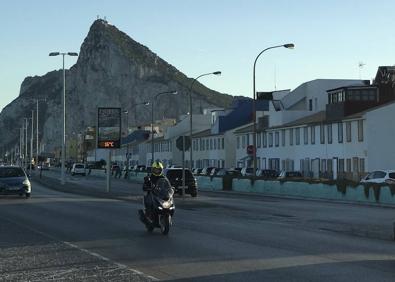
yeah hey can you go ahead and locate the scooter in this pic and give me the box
[139,178,175,235]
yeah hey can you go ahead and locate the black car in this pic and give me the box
[257,169,279,179]
[163,168,197,197]
[0,166,31,198]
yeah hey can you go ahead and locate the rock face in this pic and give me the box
[0,20,233,154]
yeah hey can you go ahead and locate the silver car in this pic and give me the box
[0,166,31,198]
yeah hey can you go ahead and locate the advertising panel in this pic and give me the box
[97,107,121,149]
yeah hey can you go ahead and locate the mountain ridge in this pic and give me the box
[0,19,234,155]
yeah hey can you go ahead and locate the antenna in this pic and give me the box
[274,65,277,91]
[358,61,365,79]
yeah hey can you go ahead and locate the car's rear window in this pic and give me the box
[166,169,193,178]
[0,167,25,178]
[389,173,395,179]
[75,165,84,169]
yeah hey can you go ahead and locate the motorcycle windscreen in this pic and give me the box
[154,178,174,199]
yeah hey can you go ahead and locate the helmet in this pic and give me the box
[152,161,164,176]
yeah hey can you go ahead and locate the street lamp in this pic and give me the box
[151,91,177,164]
[49,51,78,185]
[34,98,46,168]
[123,101,149,169]
[189,71,221,169]
[23,118,29,169]
[252,43,294,177]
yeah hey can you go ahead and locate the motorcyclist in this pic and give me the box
[139,161,166,224]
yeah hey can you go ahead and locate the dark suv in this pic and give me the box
[164,168,197,197]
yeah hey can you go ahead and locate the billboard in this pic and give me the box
[97,107,121,149]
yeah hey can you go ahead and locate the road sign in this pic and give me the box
[176,136,191,151]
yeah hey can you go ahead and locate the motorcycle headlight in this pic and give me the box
[162,201,171,209]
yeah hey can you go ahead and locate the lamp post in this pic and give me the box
[252,43,294,177]
[23,118,29,169]
[49,51,78,185]
[123,101,149,168]
[35,98,46,167]
[151,91,177,164]
[30,110,34,175]
[189,71,221,169]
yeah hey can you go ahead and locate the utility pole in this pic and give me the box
[30,110,34,174]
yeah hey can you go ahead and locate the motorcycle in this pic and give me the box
[139,178,175,235]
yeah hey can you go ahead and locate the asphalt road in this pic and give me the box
[1,178,395,281]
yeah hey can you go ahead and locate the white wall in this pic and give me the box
[366,101,395,171]
[236,118,367,176]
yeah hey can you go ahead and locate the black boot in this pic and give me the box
[138,209,148,225]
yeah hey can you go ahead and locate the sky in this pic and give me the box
[1,0,395,111]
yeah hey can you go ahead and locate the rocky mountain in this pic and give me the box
[0,19,233,155]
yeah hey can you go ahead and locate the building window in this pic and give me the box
[338,159,345,173]
[346,121,352,142]
[359,158,365,173]
[246,134,250,145]
[222,138,224,149]
[269,132,273,147]
[295,128,300,145]
[281,130,285,146]
[289,128,293,146]
[303,127,308,145]
[210,139,213,150]
[263,131,267,148]
[214,138,217,150]
[275,131,279,147]
[257,132,262,148]
[311,126,315,144]
[346,158,351,172]
[237,136,240,149]
[358,120,364,142]
[242,135,246,148]
[327,124,332,144]
[309,99,313,111]
[320,124,325,144]
[321,159,327,173]
[338,122,343,143]
[353,157,359,173]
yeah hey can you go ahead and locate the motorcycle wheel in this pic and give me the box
[160,214,171,235]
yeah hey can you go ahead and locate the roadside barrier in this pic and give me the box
[196,175,395,206]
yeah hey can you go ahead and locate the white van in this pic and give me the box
[71,163,86,176]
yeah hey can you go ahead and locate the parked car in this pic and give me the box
[225,168,242,177]
[38,163,50,170]
[277,170,303,179]
[241,167,255,176]
[87,161,102,169]
[360,170,395,184]
[163,168,197,197]
[192,168,202,175]
[133,165,146,172]
[200,167,215,176]
[0,165,31,198]
[215,168,227,176]
[71,163,86,176]
[257,169,279,179]
[210,168,221,176]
